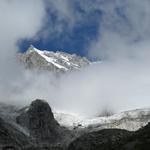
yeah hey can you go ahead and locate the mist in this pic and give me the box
[1,0,150,118]
[0,0,46,101]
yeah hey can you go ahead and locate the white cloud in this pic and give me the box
[0,0,46,100]
[39,0,150,117]
[88,0,150,60]
[1,0,150,118]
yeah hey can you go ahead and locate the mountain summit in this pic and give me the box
[19,45,91,72]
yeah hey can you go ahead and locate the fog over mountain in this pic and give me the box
[1,0,150,118]
[0,0,46,102]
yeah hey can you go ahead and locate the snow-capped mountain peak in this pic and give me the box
[32,46,68,71]
[19,45,91,72]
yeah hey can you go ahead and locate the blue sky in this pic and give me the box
[18,0,102,57]
[18,0,150,60]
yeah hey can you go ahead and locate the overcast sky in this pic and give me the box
[1,0,150,117]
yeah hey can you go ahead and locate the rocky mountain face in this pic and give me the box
[0,117,32,150]
[0,100,74,150]
[18,45,91,73]
[16,100,61,144]
[0,100,149,150]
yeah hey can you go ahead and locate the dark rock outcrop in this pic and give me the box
[16,99,73,149]
[16,99,62,145]
[0,117,32,149]
[0,99,72,149]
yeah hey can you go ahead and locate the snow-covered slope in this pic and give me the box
[0,102,149,132]
[54,108,150,131]
[19,45,91,72]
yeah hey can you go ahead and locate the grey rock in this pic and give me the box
[16,99,74,148]
[0,100,74,149]
[16,99,62,144]
[0,117,32,150]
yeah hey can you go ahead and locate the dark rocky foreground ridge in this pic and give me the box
[0,99,149,150]
[68,123,150,150]
[0,99,74,150]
